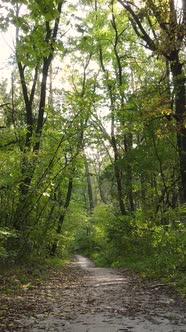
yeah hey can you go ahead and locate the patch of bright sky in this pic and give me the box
[0,0,183,81]
[0,0,92,86]
[0,25,15,81]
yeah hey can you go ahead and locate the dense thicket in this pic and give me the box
[0,0,185,289]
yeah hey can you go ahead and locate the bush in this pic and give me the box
[0,228,18,262]
[74,204,186,293]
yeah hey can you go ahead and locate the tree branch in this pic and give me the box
[118,0,156,51]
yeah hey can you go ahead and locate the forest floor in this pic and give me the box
[0,255,186,331]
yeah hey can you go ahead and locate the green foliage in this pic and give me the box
[0,228,18,262]
[76,204,186,293]
[0,255,67,295]
[0,0,185,297]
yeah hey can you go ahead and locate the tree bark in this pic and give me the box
[51,177,73,256]
[171,61,186,202]
[112,135,127,215]
[85,160,94,211]
[124,133,135,212]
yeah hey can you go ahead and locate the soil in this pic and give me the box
[0,255,186,331]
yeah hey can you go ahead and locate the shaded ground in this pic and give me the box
[0,255,186,331]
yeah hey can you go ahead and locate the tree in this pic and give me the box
[118,0,186,203]
[16,0,63,193]
[0,1,65,233]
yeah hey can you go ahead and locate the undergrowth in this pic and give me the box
[74,204,186,295]
[0,257,68,295]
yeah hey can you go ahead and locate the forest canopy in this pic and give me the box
[0,0,185,288]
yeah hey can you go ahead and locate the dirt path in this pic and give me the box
[1,255,186,331]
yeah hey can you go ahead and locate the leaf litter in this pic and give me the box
[0,255,186,331]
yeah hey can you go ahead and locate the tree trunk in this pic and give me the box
[14,2,63,230]
[126,163,134,212]
[171,61,186,202]
[85,160,94,210]
[51,177,73,256]
[98,178,107,204]
[124,133,134,212]
[112,135,126,215]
